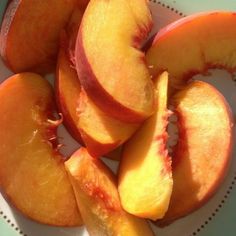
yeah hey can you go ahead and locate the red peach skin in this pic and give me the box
[118,72,173,220]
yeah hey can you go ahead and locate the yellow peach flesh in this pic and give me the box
[76,0,155,122]
[0,73,82,226]
[118,72,173,220]
[158,80,233,225]
[65,148,154,236]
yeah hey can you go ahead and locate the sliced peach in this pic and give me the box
[56,47,84,145]
[78,89,139,157]
[0,73,82,226]
[65,148,154,236]
[118,72,173,220]
[0,0,77,73]
[157,80,234,226]
[55,7,84,144]
[56,47,139,157]
[146,11,236,88]
[75,0,155,122]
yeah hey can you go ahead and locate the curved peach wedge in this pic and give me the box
[55,7,84,144]
[146,11,236,88]
[78,90,139,157]
[158,80,234,226]
[0,0,77,73]
[75,0,155,122]
[56,47,84,145]
[118,72,173,220]
[0,73,82,226]
[65,148,154,236]
[56,47,139,157]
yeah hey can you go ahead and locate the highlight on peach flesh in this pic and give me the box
[75,0,155,122]
[118,72,173,221]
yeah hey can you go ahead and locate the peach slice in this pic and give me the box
[0,73,82,226]
[158,80,234,226]
[75,0,155,122]
[55,7,84,144]
[0,0,77,73]
[146,11,236,88]
[56,47,139,157]
[56,47,84,145]
[78,89,140,157]
[65,148,154,236]
[118,72,173,220]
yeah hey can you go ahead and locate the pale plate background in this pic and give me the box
[0,0,236,235]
